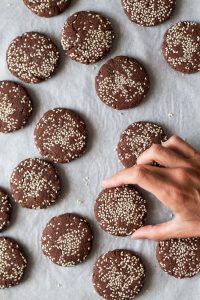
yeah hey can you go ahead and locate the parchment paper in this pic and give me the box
[0,0,200,299]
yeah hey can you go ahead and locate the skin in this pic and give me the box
[103,135,200,241]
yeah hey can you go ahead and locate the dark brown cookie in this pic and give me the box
[94,186,146,236]
[92,249,145,300]
[95,56,150,110]
[0,237,27,289]
[7,32,60,83]
[10,158,61,209]
[41,213,93,266]
[117,121,167,168]
[162,21,200,74]
[0,81,33,133]
[61,11,114,64]
[156,238,200,279]
[121,0,176,26]
[0,189,12,232]
[23,0,71,18]
[34,108,87,163]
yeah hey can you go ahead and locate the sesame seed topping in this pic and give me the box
[121,0,176,26]
[94,186,147,236]
[23,0,70,17]
[34,108,87,164]
[117,121,167,168]
[0,81,32,133]
[0,189,12,232]
[61,11,114,64]
[10,158,61,209]
[168,112,174,118]
[7,32,60,83]
[162,21,200,74]
[93,249,145,299]
[157,238,200,278]
[41,213,93,267]
[0,237,27,289]
[96,56,150,110]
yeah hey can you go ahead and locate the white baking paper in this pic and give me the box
[0,0,200,299]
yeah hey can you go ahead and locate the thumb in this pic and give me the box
[131,220,177,241]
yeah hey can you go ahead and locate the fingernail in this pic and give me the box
[102,180,107,188]
[131,233,140,240]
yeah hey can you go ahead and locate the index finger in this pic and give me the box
[102,165,174,207]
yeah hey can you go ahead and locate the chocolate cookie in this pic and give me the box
[94,186,146,236]
[41,213,93,266]
[61,11,114,64]
[95,56,150,110]
[121,0,176,26]
[156,238,200,279]
[0,189,12,232]
[162,21,200,74]
[10,158,61,209]
[23,0,71,18]
[0,81,33,133]
[7,32,60,83]
[92,249,145,300]
[0,237,27,289]
[34,108,87,163]
[117,121,167,168]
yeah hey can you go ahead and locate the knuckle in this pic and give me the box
[172,187,184,202]
[190,169,200,180]
[148,226,162,241]
[192,150,200,160]
[153,236,162,242]
[175,168,189,182]
[151,143,162,154]
[169,135,180,144]
[134,165,147,180]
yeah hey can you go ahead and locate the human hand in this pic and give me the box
[103,135,200,241]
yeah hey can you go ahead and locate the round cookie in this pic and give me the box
[95,56,150,110]
[23,0,71,18]
[34,108,87,163]
[61,11,114,64]
[94,186,146,236]
[0,237,27,289]
[10,158,61,209]
[162,21,200,74]
[0,189,12,232]
[92,249,145,300]
[156,238,200,279]
[117,121,167,168]
[121,0,176,27]
[0,81,33,133]
[41,213,93,266]
[7,32,60,83]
